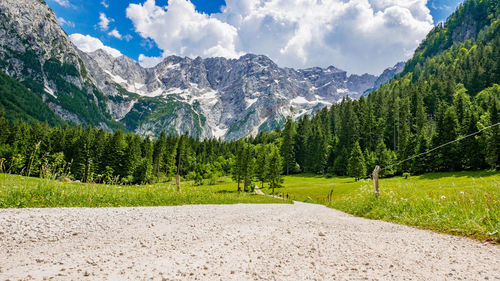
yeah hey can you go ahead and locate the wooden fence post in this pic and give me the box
[373,165,380,197]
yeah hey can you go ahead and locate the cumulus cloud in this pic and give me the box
[69,33,122,58]
[101,0,109,8]
[124,34,134,42]
[57,17,75,28]
[108,29,122,39]
[138,54,166,68]
[126,0,242,67]
[53,0,71,7]
[98,12,113,31]
[126,0,434,74]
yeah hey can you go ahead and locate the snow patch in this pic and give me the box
[246,98,258,109]
[190,90,219,106]
[166,63,180,70]
[142,88,164,97]
[212,126,228,139]
[44,85,57,98]
[105,70,128,84]
[291,96,310,104]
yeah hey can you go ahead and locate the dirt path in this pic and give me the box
[254,185,265,195]
[0,203,498,280]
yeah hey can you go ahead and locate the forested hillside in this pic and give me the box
[255,0,500,178]
[0,70,64,126]
[0,0,498,187]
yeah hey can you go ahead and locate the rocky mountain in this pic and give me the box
[0,0,403,140]
[0,0,121,130]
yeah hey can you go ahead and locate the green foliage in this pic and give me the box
[274,171,500,242]
[0,173,288,208]
[0,71,64,125]
[230,141,255,192]
[347,141,366,181]
[280,116,297,175]
[266,145,283,194]
[0,117,240,186]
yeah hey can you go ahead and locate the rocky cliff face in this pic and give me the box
[0,0,403,140]
[82,50,403,139]
[0,0,118,129]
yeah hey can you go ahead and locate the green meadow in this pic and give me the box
[265,171,500,242]
[1,171,499,242]
[0,173,288,208]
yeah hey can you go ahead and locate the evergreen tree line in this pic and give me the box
[250,0,500,179]
[0,113,285,189]
[0,0,498,187]
[0,116,236,185]
[251,82,499,180]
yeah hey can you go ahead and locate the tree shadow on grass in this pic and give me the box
[215,190,239,194]
[417,170,499,180]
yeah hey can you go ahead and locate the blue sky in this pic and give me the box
[49,0,464,74]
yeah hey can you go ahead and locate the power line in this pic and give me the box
[381,121,500,172]
[362,121,500,179]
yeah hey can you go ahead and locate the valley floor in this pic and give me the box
[0,203,499,280]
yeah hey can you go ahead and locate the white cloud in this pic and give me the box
[124,34,134,42]
[57,17,75,28]
[126,0,434,74]
[53,0,71,7]
[98,12,113,31]
[101,0,109,8]
[69,33,122,58]
[138,54,165,68]
[126,0,242,64]
[108,29,122,39]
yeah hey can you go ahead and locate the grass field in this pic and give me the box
[264,171,500,242]
[0,173,289,208]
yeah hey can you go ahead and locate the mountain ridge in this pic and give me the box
[0,0,403,140]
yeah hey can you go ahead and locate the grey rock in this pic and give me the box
[0,0,403,140]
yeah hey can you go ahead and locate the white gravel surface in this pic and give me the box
[0,202,499,280]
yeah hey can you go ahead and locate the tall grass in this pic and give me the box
[270,171,500,242]
[0,173,288,208]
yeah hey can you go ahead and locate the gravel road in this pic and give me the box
[0,202,499,280]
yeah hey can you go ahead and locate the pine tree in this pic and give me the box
[347,141,366,181]
[231,140,245,192]
[267,145,283,195]
[123,134,142,182]
[255,144,269,188]
[136,137,153,183]
[100,130,126,179]
[153,131,166,177]
[294,115,311,172]
[281,116,297,175]
[434,104,461,171]
[411,130,431,174]
[242,143,255,192]
[72,127,94,182]
[485,100,499,169]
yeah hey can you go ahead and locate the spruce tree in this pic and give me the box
[485,100,499,169]
[242,143,255,192]
[231,140,245,192]
[255,144,269,188]
[267,145,283,195]
[281,116,297,175]
[347,141,366,181]
[153,131,166,177]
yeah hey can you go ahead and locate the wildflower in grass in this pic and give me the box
[460,191,465,195]
[441,195,446,200]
